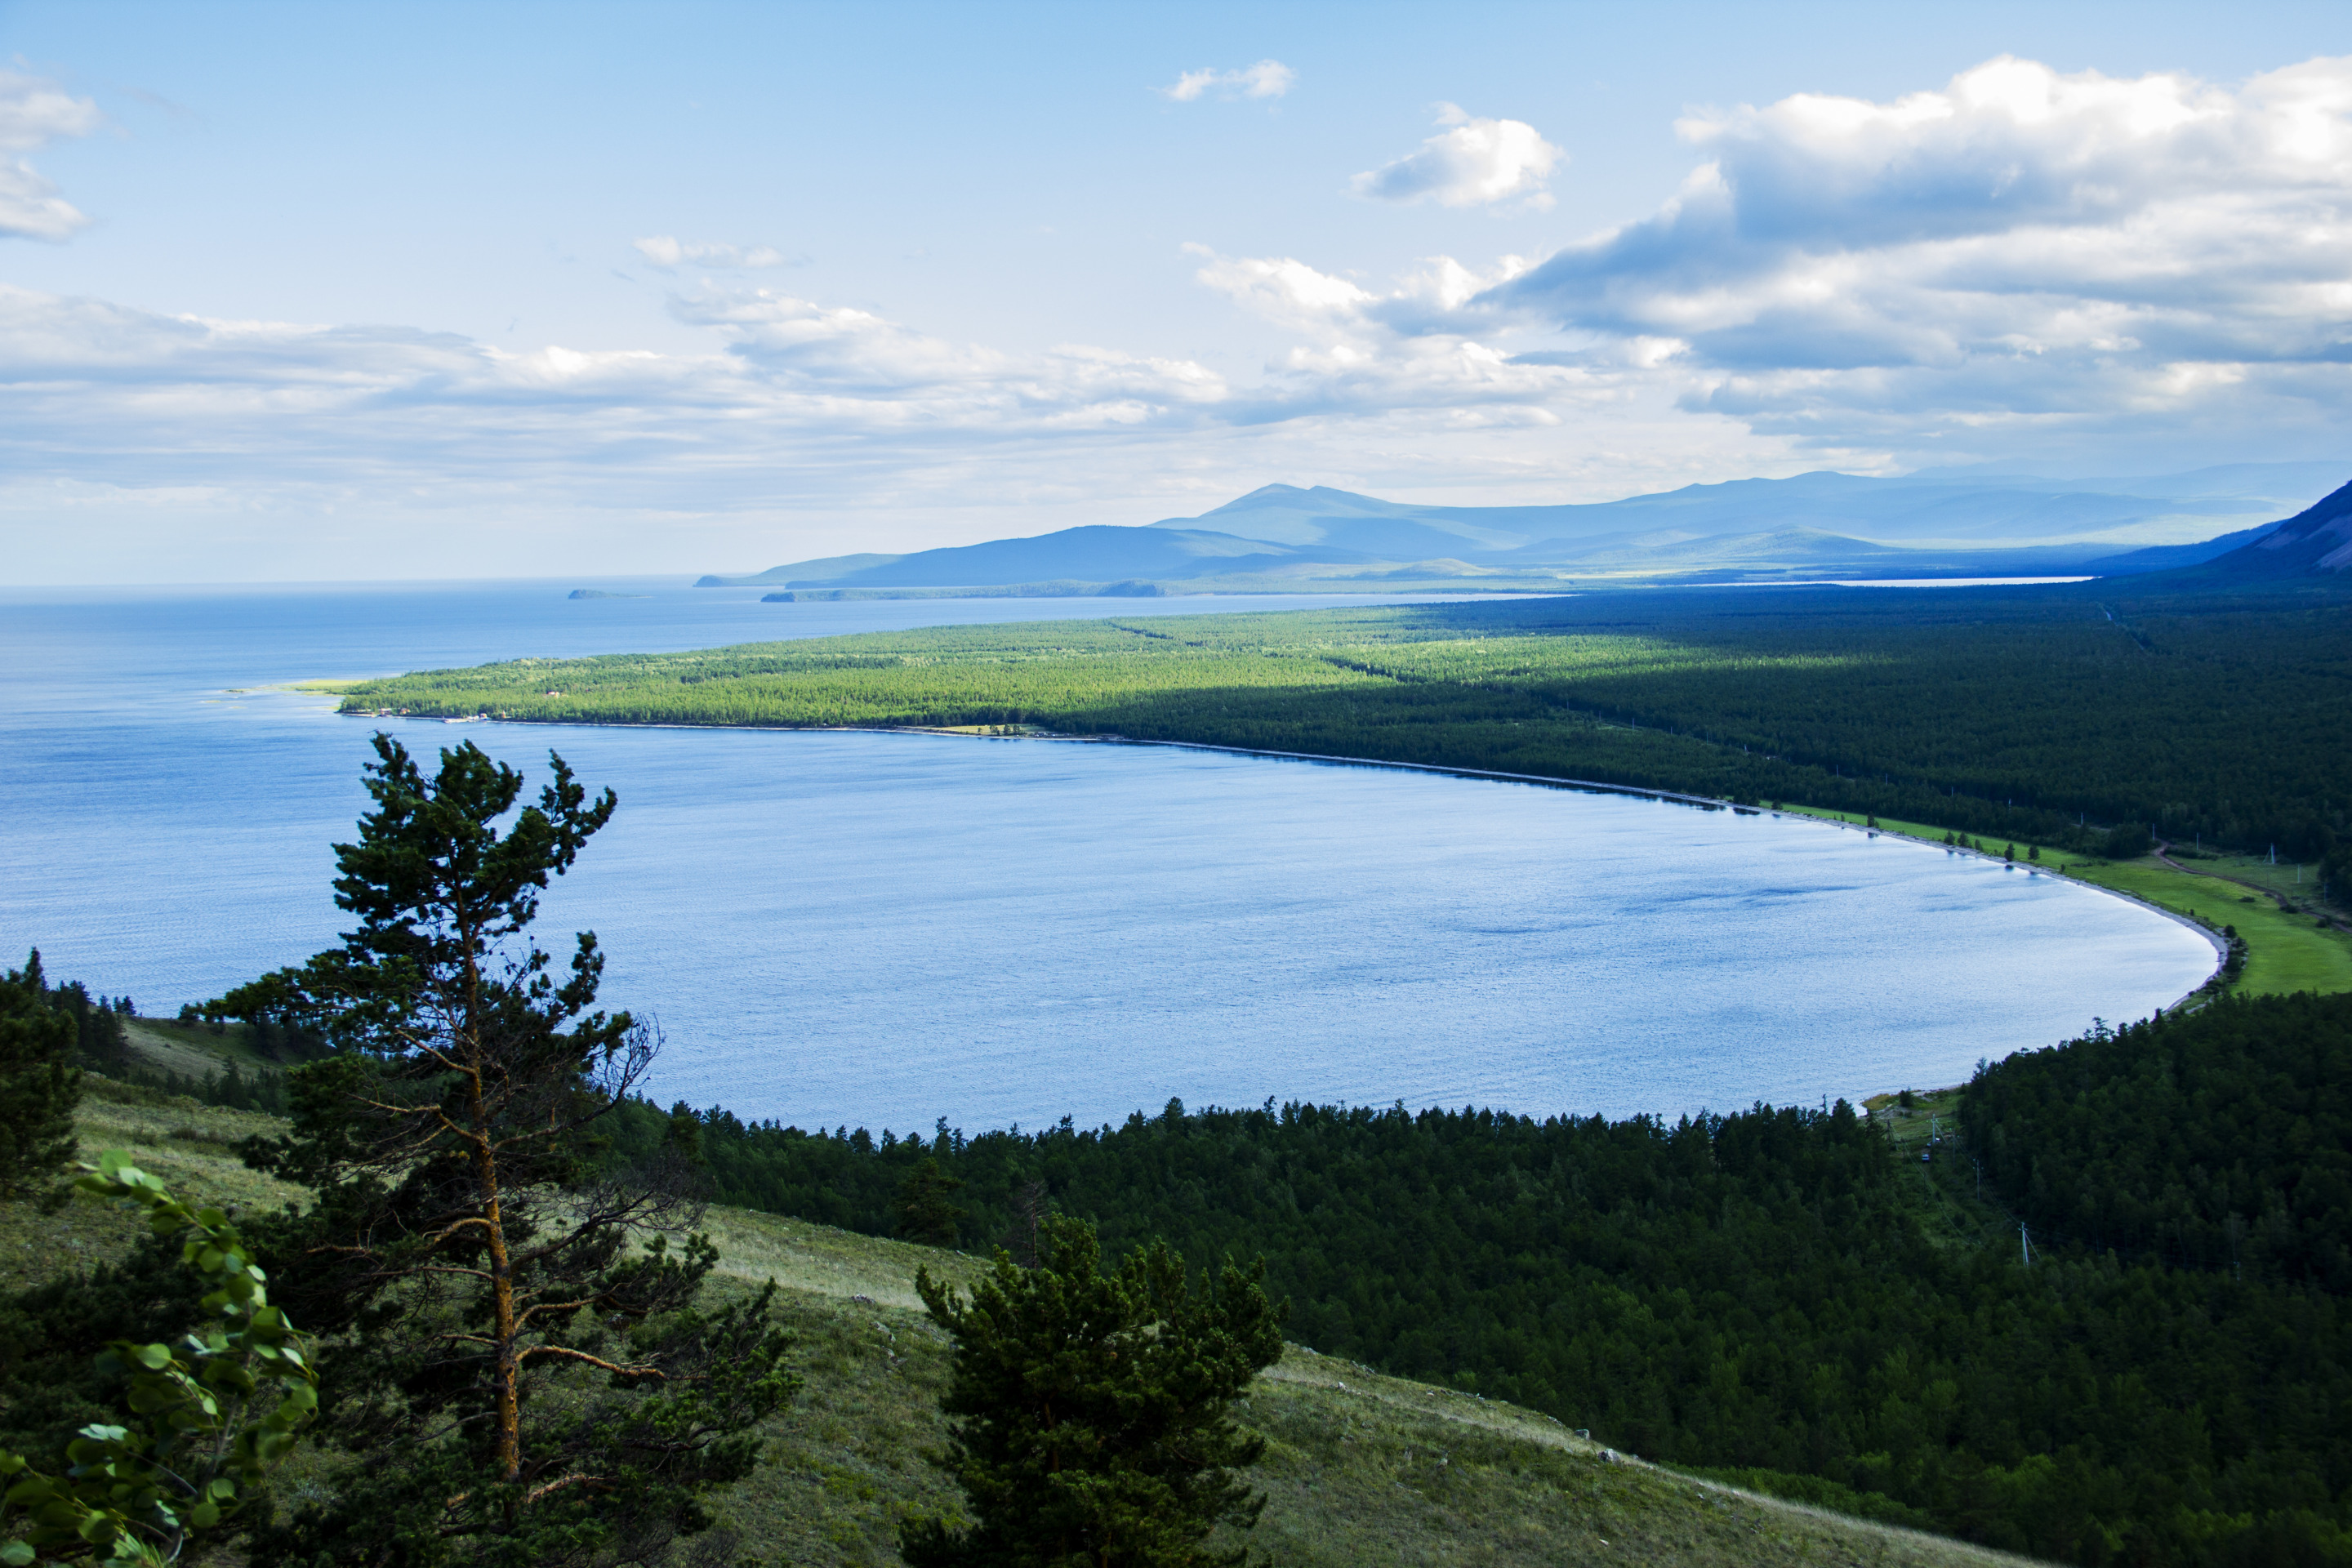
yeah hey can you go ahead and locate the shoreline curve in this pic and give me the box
[340,705,2228,1049]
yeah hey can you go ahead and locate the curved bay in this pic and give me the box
[0,582,2216,1132]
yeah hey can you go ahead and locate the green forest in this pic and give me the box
[597,991,2352,1566]
[339,581,2352,874]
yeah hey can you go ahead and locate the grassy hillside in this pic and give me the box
[2,1080,2041,1567]
[0,1080,301,1295]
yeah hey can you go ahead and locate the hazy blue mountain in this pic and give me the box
[695,462,2345,590]
[1149,464,2343,555]
[1145,485,1534,552]
[2070,525,2281,576]
[707,524,1380,590]
[697,551,904,587]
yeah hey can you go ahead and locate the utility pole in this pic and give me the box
[2020,1224,2034,1267]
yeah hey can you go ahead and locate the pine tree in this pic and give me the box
[221,735,798,1566]
[902,1216,1284,1567]
[893,1156,967,1248]
[0,953,81,1202]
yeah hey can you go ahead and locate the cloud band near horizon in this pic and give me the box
[3,53,2350,580]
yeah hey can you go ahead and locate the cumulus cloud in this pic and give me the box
[1189,244,1530,338]
[1160,60,1295,103]
[634,235,804,270]
[1179,243,1595,424]
[1351,105,1562,209]
[673,286,1229,420]
[1487,55,2352,451]
[0,70,103,242]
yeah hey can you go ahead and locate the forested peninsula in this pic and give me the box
[337,583,2352,880]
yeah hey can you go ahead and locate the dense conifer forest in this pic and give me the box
[1963,993,2352,1290]
[602,992,2352,1566]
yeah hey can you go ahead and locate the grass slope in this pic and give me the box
[5,1081,2044,1567]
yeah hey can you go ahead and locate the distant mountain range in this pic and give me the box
[696,462,2351,594]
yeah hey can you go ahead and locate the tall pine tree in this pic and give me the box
[222,735,797,1566]
[902,1216,1284,1567]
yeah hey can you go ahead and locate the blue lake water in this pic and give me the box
[1,579,2217,1134]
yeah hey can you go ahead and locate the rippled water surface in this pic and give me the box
[1,580,2216,1132]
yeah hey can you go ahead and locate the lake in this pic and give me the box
[0,579,2217,1133]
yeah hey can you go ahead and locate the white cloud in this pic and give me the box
[1189,244,1532,339]
[1351,105,1562,209]
[0,70,103,242]
[1160,60,1295,103]
[1489,55,2352,454]
[634,235,804,270]
[0,256,1744,582]
[1183,244,1591,423]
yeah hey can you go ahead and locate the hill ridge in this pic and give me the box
[695,464,2345,590]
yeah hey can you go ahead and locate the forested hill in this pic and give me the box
[606,991,2352,1568]
[1965,991,2352,1285]
[341,579,2352,868]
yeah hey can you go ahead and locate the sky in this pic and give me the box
[2,0,2349,581]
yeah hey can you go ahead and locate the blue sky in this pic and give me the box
[2,0,2349,581]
